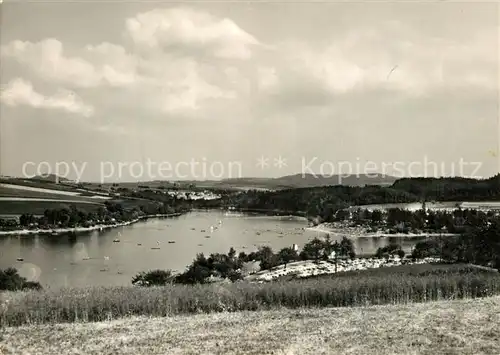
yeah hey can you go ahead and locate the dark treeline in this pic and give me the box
[410,218,500,268]
[218,175,500,220]
[338,207,498,234]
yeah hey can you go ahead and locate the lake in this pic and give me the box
[0,210,428,289]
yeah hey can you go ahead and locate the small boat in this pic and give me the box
[16,257,24,261]
[168,241,176,244]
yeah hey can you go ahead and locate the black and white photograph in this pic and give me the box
[0,0,499,354]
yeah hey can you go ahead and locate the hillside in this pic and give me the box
[188,173,398,190]
[2,296,499,355]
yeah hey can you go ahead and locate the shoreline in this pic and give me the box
[306,223,459,238]
[0,212,183,236]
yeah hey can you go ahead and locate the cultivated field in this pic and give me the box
[2,296,499,354]
[0,181,110,215]
[0,200,104,215]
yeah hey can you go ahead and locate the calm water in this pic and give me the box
[0,210,427,289]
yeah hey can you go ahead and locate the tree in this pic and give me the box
[256,246,278,270]
[330,237,356,272]
[228,247,237,260]
[131,269,174,287]
[375,243,404,259]
[277,247,300,268]
[0,268,42,291]
[371,210,383,224]
[339,236,356,259]
[411,239,441,259]
[300,238,325,262]
[176,253,213,284]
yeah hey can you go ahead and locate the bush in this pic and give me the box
[411,240,442,259]
[0,268,42,291]
[132,270,174,287]
[375,244,405,259]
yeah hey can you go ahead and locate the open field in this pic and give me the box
[0,178,82,192]
[0,181,111,216]
[2,295,500,355]
[0,200,104,215]
[0,183,111,200]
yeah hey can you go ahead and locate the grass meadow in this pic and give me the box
[2,263,499,327]
[2,296,499,354]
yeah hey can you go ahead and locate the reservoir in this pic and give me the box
[0,210,432,288]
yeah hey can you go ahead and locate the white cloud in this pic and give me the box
[262,23,497,102]
[1,7,249,117]
[0,78,94,117]
[125,7,259,59]
[0,7,496,125]
[1,39,137,88]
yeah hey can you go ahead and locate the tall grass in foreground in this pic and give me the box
[2,264,500,327]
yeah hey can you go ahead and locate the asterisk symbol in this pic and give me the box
[256,156,269,169]
[274,155,287,169]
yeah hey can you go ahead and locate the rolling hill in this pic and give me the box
[193,173,398,190]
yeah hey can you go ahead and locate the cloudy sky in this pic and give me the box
[0,1,498,182]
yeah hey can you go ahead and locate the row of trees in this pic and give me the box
[342,207,497,234]
[409,218,500,269]
[12,203,138,230]
[132,236,357,286]
[1,197,191,230]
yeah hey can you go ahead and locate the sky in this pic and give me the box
[0,0,499,182]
